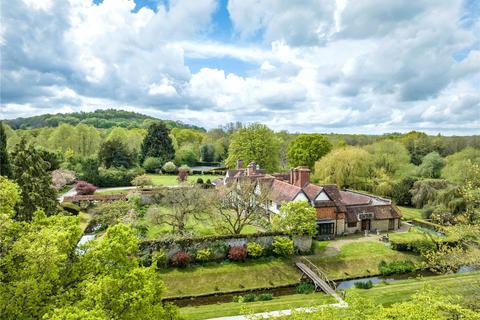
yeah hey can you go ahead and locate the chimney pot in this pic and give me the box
[236,159,244,169]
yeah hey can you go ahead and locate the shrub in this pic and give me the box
[228,246,247,261]
[178,164,192,173]
[257,293,273,301]
[196,248,214,262]
[61,202,81,215]
[143,157,163,173]
[378,260,416,275]
[206,179,211,185]
[242,293,256,302]
[246,242,263,258]
[97,167,144,187]
[170,252,191,268]
[272,236,294,256]
[75,180,97,195]
[296,282,315,294]
[162,161,177,173]
[390,237,436,253]
[354,280,373,289]
[153,250,168,269]
[131,174,153,188]
[196,178,204,184]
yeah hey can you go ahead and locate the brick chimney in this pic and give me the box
[236,159,244,169]
[293,166,310,188]
[246,161,256,176]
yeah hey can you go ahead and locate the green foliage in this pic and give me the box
[354,280,373,289]
[162,161,177,173]
[93,200,134,226]
[97,167,144,187]
[391,176,419,206]
[246,242,263,258]
[442,147,480,184]
[272,236,294,256]
[296,282,315,294]
[131,174,153,188]
[364,140,413,177]
[402,131,437,165]
[314,146,372,190]
[153,250,168,269]
[140,122,175,164]
[225,123,280,172]
[142,157,163,173]
[0,176,20,217]
[286,134,332,169]
[417,151,445,178]
[196,248,214,262]
[257,293,274,301]
[273,201,317,237]
[11,139,59,220]
[200,144,215,162]
[175,144,199,166]
[378,260,416,275]
[410,179,452,209]
[98,138,135,169]
[61,202,81,215]
[242,293,256,302]
[0,121,12,177]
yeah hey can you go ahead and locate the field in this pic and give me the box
[160,259,300,298]
[308,238,422,280]
[179,271,480,319]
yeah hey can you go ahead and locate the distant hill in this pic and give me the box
[4,109,205,131]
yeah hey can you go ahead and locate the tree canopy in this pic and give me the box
[140,122,175,164]
[287,134,332,170]
[225,123,280,172]
[272,201,317,237]
[0,122,12,177]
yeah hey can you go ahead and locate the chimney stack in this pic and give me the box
[293,166,310,188]
[236,159,244,169]
[246,161,256,176]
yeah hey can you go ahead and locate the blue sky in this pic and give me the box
[1,0,479,134]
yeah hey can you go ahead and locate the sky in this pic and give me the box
[0,0,479,134]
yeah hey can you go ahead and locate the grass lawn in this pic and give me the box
[179,293,335,320]
[398,206,423,220]
[160,258,300,298]
[309,240,422,280]
[79,212,92,232]
[146,174,224,186]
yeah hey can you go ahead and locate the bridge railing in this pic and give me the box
[297,256,337,291]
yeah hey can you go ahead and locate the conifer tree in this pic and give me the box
[140,122,175,164]
[0,121,12,177]
[11,138,58,221]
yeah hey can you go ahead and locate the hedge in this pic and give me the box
[390,233,461,253]
[410,218,446,232]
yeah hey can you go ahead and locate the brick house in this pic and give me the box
[218,160,401,239]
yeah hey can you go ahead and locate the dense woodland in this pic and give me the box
[0,110,479,319]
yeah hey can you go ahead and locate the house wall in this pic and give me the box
[336,218,345,235]
[371,219,390,231]
[316,207,336,220]
[345,222,359,234]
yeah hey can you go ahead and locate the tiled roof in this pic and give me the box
[345,205,401,223]
[339,190,372,205]
[269,179,302,203]
[303,183,323,200]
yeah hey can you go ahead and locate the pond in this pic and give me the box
[76,234,96,254]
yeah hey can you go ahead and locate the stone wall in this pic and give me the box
[371,219,390,232]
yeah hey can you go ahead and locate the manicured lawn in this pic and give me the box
[180,293,335,320]
[160,259,300,298]
[146,174,224,186]
[398,206,423,220]
[389,227,439,242]
[308,240,422,280]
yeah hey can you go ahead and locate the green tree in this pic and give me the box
[11,139,58,220]
[98,139,134,169]
[225,123,280,172]
[417,151,445,178]
[314,147,373,190]
[93,200,134,227]
[200,144,215,162]
[175,144,198,166]
[0,121,12,177]
[401,131,435,165]
[75,123,101,157]
[272,201,317,237]
[48,123,76,152]
[364,140,413,177]
[140,122,175,164]
[287,134,332,170]
[442,147,480,184]
[142,157,163,173]
[0,176,20,218]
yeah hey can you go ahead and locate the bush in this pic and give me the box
[131,174,153,188]
[257,293,273,301]
[196,248,214,262]
[354,280,373,289]
[143,157,163,173]
[75,180,97,195]
[61,202,81,215]
[162,161,177,173]
[97,167,145,187]
[296,282,315,294]
[246,242,263,258]
[228,246,247,261]
[242,293,256,302]
[272,236,294,256]
[153,250,168,269]
[390,237,436,253]
[378,260,416,275]
[196,178,204,184]
[170,252,191,268]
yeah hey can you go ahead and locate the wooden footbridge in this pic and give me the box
[295,257,347,307]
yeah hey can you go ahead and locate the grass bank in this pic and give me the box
[398,206,423,220]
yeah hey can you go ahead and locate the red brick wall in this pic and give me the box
[316,207,336,220]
